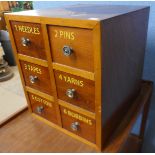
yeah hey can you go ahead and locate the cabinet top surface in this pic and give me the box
[6,4,149,21]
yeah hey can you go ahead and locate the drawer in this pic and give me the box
[54,70,95,112]
[48,26,94,72]
[28,92,57,124]
[11,21,46,60]
[20,60,52,95]
[60,106,96,143]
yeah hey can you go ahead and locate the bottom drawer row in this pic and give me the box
[28,92,96,143]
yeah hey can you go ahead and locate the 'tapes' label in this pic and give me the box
[63,108,93,126]
[14,25,40,35]
[54,30,75,40]
[31,94,53,108]
[58,74,84,87]
[24,64,42,74]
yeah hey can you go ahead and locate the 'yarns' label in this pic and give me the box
[58,74,84,87]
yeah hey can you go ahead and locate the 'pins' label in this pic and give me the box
[54,30,75,40]
[58,74,84,87]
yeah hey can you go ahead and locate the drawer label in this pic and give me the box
[31,94,53,107]
[58,74,84,87]
[14,25,40,35]
[24,64,42,74]
[63,108,92,125]
[54,30,75,40]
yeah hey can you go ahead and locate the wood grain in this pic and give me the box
[60,106,96,143]
[5,5,150,152]
[20,60,53,95]
[53,63,94,80]
[0,110,96,153]
[102,81,153,152]
[0,11,9,30]
[28,92,58,124]
[58,100,95,119]
[54,70,95,112]
[25,86,54,102]
[48,26,94,72]
[120,134,142,153]
[18,54,48,67]
[41,24,63,127]
[5,15,33,113]
[10,21,46,60]
[101,8,150,146]
[93,22,102,151]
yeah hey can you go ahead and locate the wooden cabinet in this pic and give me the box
[5,5,150,152]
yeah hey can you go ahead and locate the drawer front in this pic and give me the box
[20,60,52,95]
[48,26,94,72]
[28,92,57,124]
[11,21,46,60]
[54,70,95,112]
[60,106,96,143]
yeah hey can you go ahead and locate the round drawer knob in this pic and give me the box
[36,106,44,114]
[71,122,80,131]
[66,89,75,98]
[21,37,30,46]
[29,75,38,84]
[62,46,73,56]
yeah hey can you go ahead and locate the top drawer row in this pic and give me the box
[11,21,94,72]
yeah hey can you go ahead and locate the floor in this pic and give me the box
[0,67,27,125]
[0,110,96,153]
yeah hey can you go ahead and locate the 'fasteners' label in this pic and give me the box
[63,108,92,126]
[14,25,40,35]
[54,30,75,40]
[58,74,84,87]
[24,64,42,74]
[31,94,52,108]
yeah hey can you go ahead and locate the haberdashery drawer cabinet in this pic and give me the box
[5,5,150,151]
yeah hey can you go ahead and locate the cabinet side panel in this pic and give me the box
[4,16,32,112]
[101,8,150,145]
